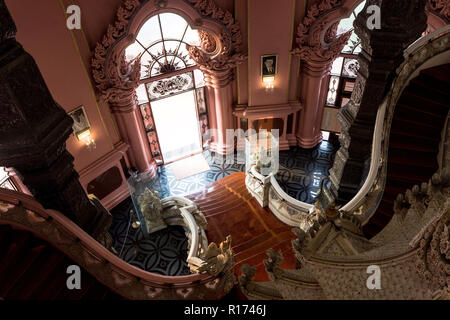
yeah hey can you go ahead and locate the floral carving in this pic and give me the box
[186,0,243,54]
[198,235,234,276]
[147,74,192,99]
[92,0,247,100]
[427,0,450,22]
[293,0,351,63]
[91,0,141,93]
[199,30,217,53]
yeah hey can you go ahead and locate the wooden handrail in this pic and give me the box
[0,187,216,286]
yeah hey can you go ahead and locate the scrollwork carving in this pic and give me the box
[427,0,450,22]
[91,0,141,94]
[293,0,351,64]
[198,235,234,277]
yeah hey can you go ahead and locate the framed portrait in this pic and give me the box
[68,106,90,137]
[261,55,278,77]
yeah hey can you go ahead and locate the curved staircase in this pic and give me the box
[363,64,450,238]
[0,188,235,300]
[187,173,297,282]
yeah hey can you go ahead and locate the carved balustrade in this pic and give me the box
[0,188,236,299]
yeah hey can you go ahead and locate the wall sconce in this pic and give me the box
[76,129,96,150]
[263,76,275,92]
[69,106,96,150]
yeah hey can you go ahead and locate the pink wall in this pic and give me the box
[6,0,117,172]
[247,0,296,107]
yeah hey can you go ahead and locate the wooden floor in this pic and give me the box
[187,172,297,283]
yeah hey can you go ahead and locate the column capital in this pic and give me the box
[104,87,138,114]
[201,66,236,89]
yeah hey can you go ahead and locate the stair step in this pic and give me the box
[407,80,450,105]
[20,249,66,299]
[399,92,449,114]
[0,232,32,275]
[0,243,46,298]
[388,149,438,168]
[389,140,437,153]
[394,103,446,127]
[420,64,450,86]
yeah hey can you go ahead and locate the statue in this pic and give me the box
[137,188,167,234]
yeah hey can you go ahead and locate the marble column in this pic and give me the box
[107,90,156,175]
[202,67,236,155]
[296,61,332,148]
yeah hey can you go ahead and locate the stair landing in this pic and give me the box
[187,172,297,282]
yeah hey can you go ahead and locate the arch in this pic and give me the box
[293,0,364,64]
[92,0,244,93]
[91,0,246,171]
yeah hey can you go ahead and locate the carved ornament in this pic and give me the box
[292,0,352,64]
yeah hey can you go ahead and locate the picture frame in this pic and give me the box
[68,106,90,137]
[261,54,278,77]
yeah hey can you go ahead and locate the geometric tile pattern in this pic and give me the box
[109,198,190,276]
[275,141,339,204]
[157,150,246,198]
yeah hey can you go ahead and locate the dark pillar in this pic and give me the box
[318,0,428,209]
[0,0,111,239]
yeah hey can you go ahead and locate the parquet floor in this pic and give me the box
[187,172,297,282]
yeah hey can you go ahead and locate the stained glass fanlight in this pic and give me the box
[125,13,201,79]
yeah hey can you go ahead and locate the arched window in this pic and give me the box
[125,13,201,79]
[326,1,366,109]
[125,13,208,165]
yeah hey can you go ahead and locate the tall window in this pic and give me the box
[322,1,366,134]
[125,13,208,165]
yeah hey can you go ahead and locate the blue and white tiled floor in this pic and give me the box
[109,140,339,275]
[158,151,246,198]
[276,141,339,204]
[109,198,191,276]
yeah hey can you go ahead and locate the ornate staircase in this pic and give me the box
[240,169,450,300]
[363,64,450,237]
[187,173,297,282]
[0,188,235,300]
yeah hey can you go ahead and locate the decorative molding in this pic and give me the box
[186,0,244,54]
[292,0,352,64]
[427,0,450,23]
[92,0,247,99]
[91,0,141,92]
